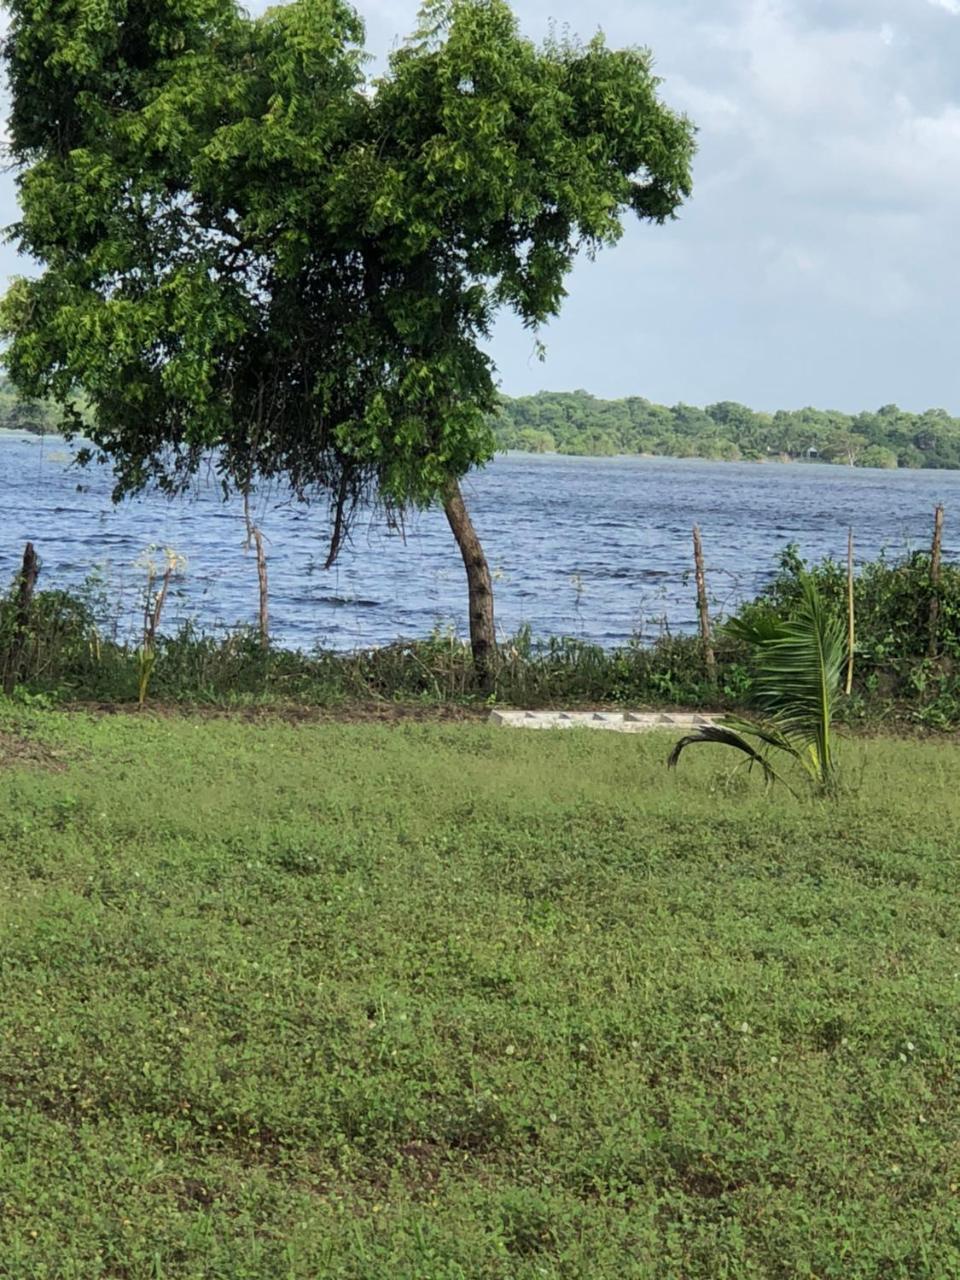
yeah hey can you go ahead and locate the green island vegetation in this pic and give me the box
[493,391,960,468]
[11,383,960,472]
[0,378,60,435]
[0,707,958,1276]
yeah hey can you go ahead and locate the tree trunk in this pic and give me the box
[443,476,496,691]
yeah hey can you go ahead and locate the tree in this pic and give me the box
[820,431,869,467]
[1,0,695,684]
[859,445,897,470]
[514,428,556,454]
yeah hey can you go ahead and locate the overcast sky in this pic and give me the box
[3,0,960,412]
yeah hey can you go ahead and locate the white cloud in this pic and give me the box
[668,79,740,131]
[712,0,892,122]
[929,0,960,15]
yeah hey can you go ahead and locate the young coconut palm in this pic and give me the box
[668,575,847,794]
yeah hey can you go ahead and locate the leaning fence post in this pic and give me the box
[928,504,945,660]
[692,524,716,683]
[3,542,40,696]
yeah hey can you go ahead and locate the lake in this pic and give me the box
[1,433,957,650]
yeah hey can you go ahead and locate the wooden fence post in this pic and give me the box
[928,504,945,660]
[845,528,855,696]
[3,542,40,696]
[692,524,716,683]
[244,492,270,651]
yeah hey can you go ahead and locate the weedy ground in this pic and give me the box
[0,708,958,1278]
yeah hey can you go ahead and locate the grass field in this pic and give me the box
[0,708,958,1278]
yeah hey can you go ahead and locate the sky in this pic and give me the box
[3,0,960,412]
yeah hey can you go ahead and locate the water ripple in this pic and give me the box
[1,439,956,649]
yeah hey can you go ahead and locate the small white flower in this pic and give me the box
[906,1041,916,1052]
[739,1022,751,1035]
[505,1045,515,1056]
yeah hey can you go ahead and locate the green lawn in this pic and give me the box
[0,709,958,1278]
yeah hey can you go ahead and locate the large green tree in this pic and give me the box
[1,0,695,682]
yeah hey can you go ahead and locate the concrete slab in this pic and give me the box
[488,709,721,733]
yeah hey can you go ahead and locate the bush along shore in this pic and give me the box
[1,538,958,730]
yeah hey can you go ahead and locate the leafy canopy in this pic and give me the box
[1,0,695,544]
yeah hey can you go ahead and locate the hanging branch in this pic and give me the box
[324,469,354,570]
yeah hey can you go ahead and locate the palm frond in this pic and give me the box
[729,577,846,783]
[670,577,847,794]
[667,725,783,786]
[726,612,783,646]
[719,714,801,760]
[762,578,845,777]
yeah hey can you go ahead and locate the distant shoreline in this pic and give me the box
[494,391,960,470]
[1,432,953,474]
[0,428,67,442]
[493,448,952,472]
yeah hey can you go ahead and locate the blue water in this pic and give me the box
[1,432,957,650]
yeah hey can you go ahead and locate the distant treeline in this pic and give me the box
[8,378,960,471]
[492,391,960,469]
[0,380,59,435]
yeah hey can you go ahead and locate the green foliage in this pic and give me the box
[3,546,960,728]
[736,546,960,729]
[0,377,60,434]
[492,391,960,469]
[1,0,694,544]
[0,711,959,1275]
[0,584,104,697]
[746,544,960,663]
[671,577,848,792]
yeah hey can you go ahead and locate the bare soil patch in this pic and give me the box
[65,700,489,726]
[0,729,66,770]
